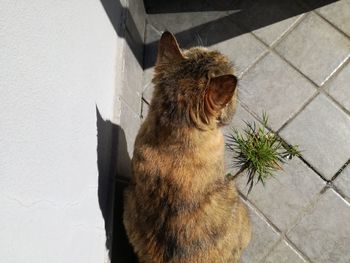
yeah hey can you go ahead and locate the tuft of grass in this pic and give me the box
[226,113,300,193]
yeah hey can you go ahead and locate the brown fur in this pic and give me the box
[123,32,251,263]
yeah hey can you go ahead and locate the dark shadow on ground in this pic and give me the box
[143,0,339,68]
[144,0,337,13]
[96,106,137,262]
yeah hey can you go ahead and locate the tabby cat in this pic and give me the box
[123,31,251,263]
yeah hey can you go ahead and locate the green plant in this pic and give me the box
[226,113,300,193]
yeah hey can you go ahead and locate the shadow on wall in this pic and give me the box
[96,107,138,262]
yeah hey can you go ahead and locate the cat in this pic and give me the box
[123,31,251,263]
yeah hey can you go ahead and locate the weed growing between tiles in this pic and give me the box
[226,113,300,193]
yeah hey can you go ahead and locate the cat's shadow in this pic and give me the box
[96,106,138,263]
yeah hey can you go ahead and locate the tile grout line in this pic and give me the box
[332,183,350,205]
[319,53,350,91]
[238,192,284,260]
[272,49,320,87]
[321,56,350,92]
[239,191,313,263]
[231,7,308,79]
[276,91,319,133]
[257,237,284,263]
[239,13,308,78]
[318,56,350,117]
[259,235,313,263]
[261,13,308,50]
[331,158,350,181]
[238,191,282,235]
[238,50,269,78]
[279,189,328,263]
[295,155,328,182]
[286,187,325,234]
[312,10,350,41]
[332,187,350,206]
[281,234,314,263]
[292,0,350,41]
[317,54,350,88]
[321,89,350,117]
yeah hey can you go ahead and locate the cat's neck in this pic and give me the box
[145,115,223,150]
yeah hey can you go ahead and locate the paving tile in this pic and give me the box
[252,15,303,47]
[122,34,143,115]
[229,0,305,46]
[317,0,350,37]
[239,201,280,263]
[222,102,258,174]
[275,13,350,86]
[287,189,350,262]
[239,52,316,130]
[236,157,324,232]
[120,99,141,159]
[199,19,267,76]
[334,164,350,199]
[264,240,307,263]
[280,94,350,179]
[326,62,350,112]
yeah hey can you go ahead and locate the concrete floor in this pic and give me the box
[141,1,350,262]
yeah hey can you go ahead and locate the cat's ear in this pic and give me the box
[156,31,185,64]
[206,74,237,111]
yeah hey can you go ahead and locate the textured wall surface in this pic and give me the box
[0,0,131,262]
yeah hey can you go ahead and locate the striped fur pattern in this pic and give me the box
[123,32,251,263]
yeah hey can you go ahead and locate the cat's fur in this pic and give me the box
[123,32,251,263]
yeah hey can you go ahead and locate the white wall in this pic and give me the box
[0,0,125,261]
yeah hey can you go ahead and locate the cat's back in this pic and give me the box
[123,120,250,263]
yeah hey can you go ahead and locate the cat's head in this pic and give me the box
[151,31,237,130]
